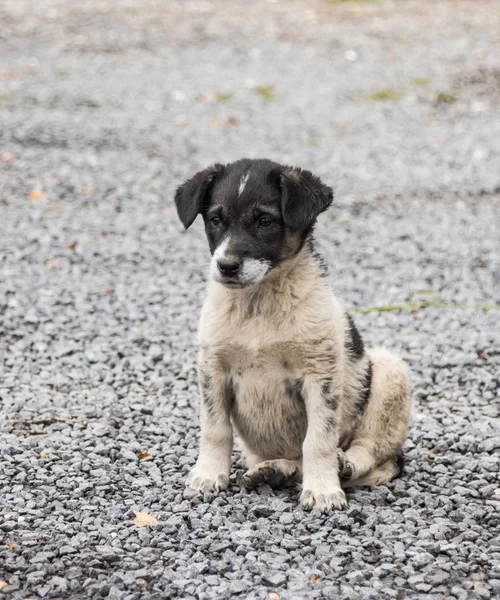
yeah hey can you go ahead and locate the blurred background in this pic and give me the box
[0,2,499,598]
[1,1,499,304]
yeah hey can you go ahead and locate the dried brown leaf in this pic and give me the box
[133,510,158,527]
[310,575,320,583]
[29,190,42,201]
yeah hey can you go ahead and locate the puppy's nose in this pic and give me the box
[218,258,241,276]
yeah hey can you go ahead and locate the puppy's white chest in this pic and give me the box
[218,341,307,460]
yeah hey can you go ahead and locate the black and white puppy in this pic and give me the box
[175,158,411,512]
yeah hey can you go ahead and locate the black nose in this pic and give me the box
[218,259,241,276]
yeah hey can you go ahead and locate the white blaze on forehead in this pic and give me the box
[238,170,250,196]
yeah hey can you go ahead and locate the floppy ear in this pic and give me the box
[280,166,334,231]
[174,164,225,229]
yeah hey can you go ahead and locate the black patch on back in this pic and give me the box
[345,313,364,360]
[356,360,372,412]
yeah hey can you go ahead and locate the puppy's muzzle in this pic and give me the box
[217,258,241,277]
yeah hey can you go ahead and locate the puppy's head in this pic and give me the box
[175,158,333,289]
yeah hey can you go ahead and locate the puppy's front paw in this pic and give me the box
[300,487,347,512]
[186,469,229,493]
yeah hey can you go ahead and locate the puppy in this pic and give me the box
[175,158,411,512]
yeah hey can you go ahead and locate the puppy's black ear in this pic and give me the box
[174,164,225,229]
[280,167,333,231]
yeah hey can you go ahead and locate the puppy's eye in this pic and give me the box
[210,216,221,226]
[259,216,272,228]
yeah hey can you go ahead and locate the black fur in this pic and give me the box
[356,360,373,412]
[345,314,364,360]
[174,159,334,281]
[280,166,333,231]
[174,163,225,229]
[394,453,405,478]
[308,238,329,277]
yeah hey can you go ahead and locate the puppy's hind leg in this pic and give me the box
[341,455,404,488]
[243,459,301,489]
[339,347,411,487]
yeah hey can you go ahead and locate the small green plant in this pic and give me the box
[254,85,277,101]
[411,77,429,87]
[216,92,233,102]
[353,302,500,314]
[435,91,458,104]
[0,93,13,101]
[366,88,400,102]
[326,0,371,4]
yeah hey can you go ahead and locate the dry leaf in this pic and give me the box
[66,241,77,250]
[269,594,280,600]
[138,450,150,460]
[133,510,158,527]
[0,581,7,590]
[1,152,14,163]
[0,71,22,80]
[29,190,42,200]
[209,117,239,127]
[310,575,320,583]
[5,543,16,550]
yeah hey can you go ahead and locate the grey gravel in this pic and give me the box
[1,1,499,599]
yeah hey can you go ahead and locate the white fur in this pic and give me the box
[239,258,271,286]
[238,171,250,196]
[209,236,270,287]
[189,242,411,512]
[209,237,231,282]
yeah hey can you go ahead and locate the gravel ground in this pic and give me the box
[1,1,499,598]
